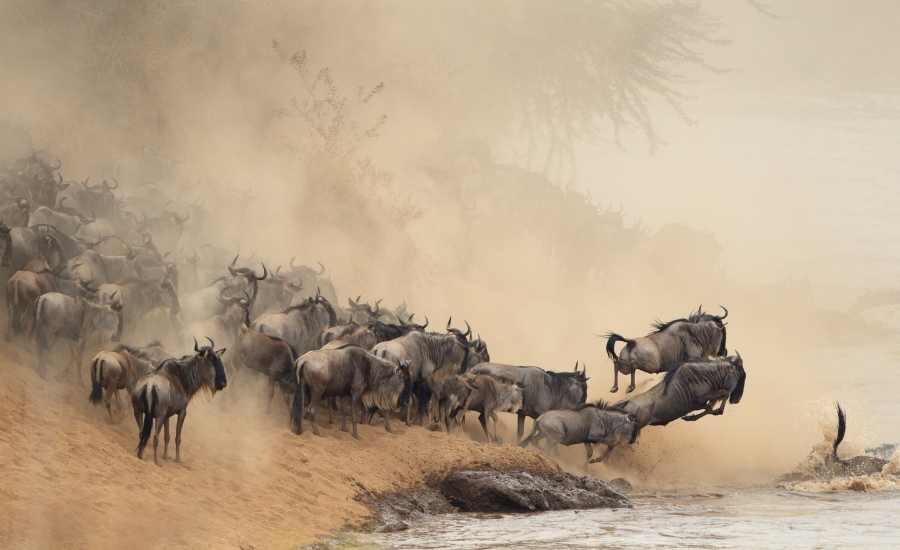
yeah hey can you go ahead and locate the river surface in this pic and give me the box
[365,487,900,549]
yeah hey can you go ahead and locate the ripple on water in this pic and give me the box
[365,488,900,549]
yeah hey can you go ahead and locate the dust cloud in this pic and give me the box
[1,0,898,519]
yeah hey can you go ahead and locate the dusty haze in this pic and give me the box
[1,0,898,515]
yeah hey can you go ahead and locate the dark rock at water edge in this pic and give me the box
[608,477,633,494]
[357,484,455,533]
[439,470,630,513]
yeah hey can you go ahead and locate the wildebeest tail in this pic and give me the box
[729,361,746,404]
[137,386,157,452]
[832,402,846,462]
[88,357,103,404]
[290,361,306,434]
[603,333,634,360]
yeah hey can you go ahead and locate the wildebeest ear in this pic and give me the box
[216,347,227,356]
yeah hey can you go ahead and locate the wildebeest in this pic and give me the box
[0,222,66,272]
[88,345,156,421]
[5,259,80,339]
[284,258,338,306]
[180,255,263,323]
[371,319,474,424]
[519,401,640,465]
[438,373,524,442]
[95,277,180,340]
[291,345,411,438]
[604,305,728,393]
[611,353,746,428]
[133,338,227,464]
[67,248,144,285]
[0,197,30,227]
[231,299,296,413]
[33,286,123,380]
[29,201,94,236]
[320,316,429,350]
[252,265,303,317]
[186,289,252,352]
[469,362,589,442]
[252,290,337,356]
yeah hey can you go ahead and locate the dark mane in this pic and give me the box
[650,317,688,334]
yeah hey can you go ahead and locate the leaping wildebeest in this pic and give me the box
[611,353,746,428]
[291,344,411,439]
[133,337,228,464]
[469,361,589,442]
[519,401,640,465]
[604,305,728,393]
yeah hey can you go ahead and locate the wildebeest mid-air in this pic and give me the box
[611,353,745,428]
[604,305,728,393]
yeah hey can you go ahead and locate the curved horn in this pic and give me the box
[422,315,429,329]
[290,256,297,269]
[206,336,215,349]
[574,360,579,372]
[464,321,471,338]
[317,261,325,275]
[446,317,452,330]
[193,337,200,352]
[717,305,729,321]
[230,253,239,267]
[255,263,268,281]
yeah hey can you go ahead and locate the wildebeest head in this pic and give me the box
[81,291,123,341]
[554,361,589,407]
[688,305,729,355]
[728,350,745,404]
[587,402,641,446]
[194,336,228,392]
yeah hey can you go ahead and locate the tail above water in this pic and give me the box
[832,402,846,462]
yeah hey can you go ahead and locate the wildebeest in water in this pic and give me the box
[132,337,227,464]
[604,305,728,393]
[519,401,640,465]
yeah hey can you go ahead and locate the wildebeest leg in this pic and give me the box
[478,412,490,442]
[383,407,393,434]
[266,377,277,414]
[350,394,360,440]
[516,412,526,443]
[309,390,323,436]
[589,445,616,464]
[627,370,636,393]
[490,412,502,443]
[711,399,727,415]
[162,417,171,459]
[328,397,335,426]
[682,406,713,422]
[610,364,619,393]
[339,398,349,432]
[584,443,594,470]
[174,411,186,462]
[152,415,164,465]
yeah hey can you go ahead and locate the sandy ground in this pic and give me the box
[0,343,554,549]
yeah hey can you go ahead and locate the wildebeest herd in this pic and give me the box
[0,152,748,467]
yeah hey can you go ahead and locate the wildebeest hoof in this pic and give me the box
[626,385,635,393]
[609,385,618,393]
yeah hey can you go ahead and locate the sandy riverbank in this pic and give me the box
[0,344,555,549]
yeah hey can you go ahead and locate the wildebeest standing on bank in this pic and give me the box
[371,319,473,424]
[519,401,640,465]
[88,345,156,421]
[604,305,728,393]
[469,362,589,442]
[133,338,227,464]
[291,345,411,439]
[252,290,338,356]
[439,373,523,442]
[611,353,746,428]
[32,287,123,381]
[231,297,296,414]
[5,258,80,339]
